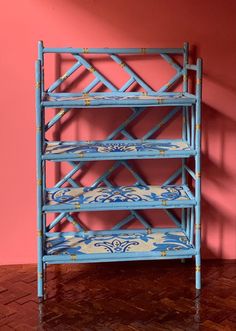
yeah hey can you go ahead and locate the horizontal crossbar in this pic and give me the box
[43,47,185,54]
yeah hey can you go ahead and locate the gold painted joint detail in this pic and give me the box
[161,251,167,257]
[37,179,42,186]
[85,99,91,106]
[60,73,68,80]
[37,230,43,237]
[89,67,95,73]
[196,265,201,272]
[58,109,65,116]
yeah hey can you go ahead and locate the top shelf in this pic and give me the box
[42,92,196,108]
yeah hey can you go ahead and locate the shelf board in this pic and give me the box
[42,92,196,108]
[43,184,196,212]
[43,139,195,161]
[43,229,196,263]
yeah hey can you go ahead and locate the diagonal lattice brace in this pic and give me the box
[45,108,71,132]
[160,53,182,72]
[163,167,182,185]
[142,106,180,139]
[66,214,85,231]
[157,70,183,93]
[73,54,117,91]
[47,212,86,231]
[110,54,154,93]
[47,61,82,93]
[54,161,84,188]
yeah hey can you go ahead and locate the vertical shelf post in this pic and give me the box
[181,42,189,235]
[195,58,202,290]
[36,41,44,299]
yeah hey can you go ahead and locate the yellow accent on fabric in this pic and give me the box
[161,251,167,256]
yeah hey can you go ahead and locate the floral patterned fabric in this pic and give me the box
[45,140,190,156]
[46,231,194,255]
[46,185,190,206]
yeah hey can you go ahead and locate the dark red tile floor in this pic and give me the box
[0,260,235,330]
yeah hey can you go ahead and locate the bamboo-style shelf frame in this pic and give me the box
[36,41,202,300]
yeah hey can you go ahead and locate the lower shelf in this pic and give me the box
[43,229,196,263]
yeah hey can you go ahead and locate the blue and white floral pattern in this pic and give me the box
[47,185,190,206]
[46,231,194,255]
[45,140,190,155]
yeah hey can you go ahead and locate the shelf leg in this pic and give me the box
[36,55,45,299]
[195,58,202,290]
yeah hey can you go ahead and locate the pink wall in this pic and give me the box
[0,0,236,264]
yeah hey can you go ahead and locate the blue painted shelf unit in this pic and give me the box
[36,42,202,299]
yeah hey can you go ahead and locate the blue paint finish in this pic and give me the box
[36,42,202,298]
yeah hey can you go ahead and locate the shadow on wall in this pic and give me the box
[201,102,236,259]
